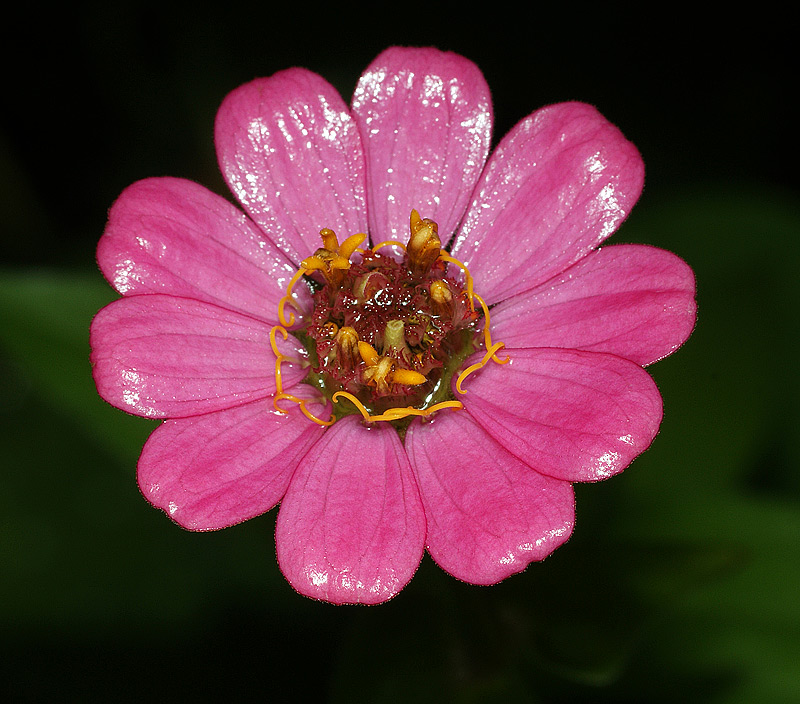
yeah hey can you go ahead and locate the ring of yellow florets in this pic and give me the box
[270,210,507,429]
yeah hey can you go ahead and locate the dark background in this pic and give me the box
[2,3,798,702]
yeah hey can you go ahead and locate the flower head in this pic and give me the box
[90,48,696,604]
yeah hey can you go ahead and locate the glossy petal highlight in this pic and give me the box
[451,102,645,304]
[90,294,306,418]
[138,398,327,530]
[462,347,663,482]
[216,68,368,264]
[352,47,492,243]
[490,244,697,365]
[406,412,574,585]
[97,177,307,322]
[276,417,426,605]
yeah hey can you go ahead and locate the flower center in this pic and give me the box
[271,210,507,429]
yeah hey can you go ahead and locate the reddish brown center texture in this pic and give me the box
[302,249,479,415]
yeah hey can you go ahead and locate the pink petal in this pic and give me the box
[97,177,309,322]
[490,244,697,366]
[460,347,662,482]
[215,68,368,265]
[351,47,492,243]
[138,397,328,531]
[90,294,306,418]
[276,416,426,604]
[451,102,645,304]
[405,412,574,585]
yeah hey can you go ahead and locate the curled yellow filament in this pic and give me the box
[274,392,334,426]
[437,253,475,311]
[371,239,408,254]
[332,391,463,423]
[473,292,509,365]
[270,324,333,425]
[269,325,289,395]
[455,341,508,395]
[278,268,308,327]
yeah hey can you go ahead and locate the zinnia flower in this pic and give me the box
[90,47,696,605]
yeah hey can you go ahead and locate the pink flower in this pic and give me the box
[90,47,696,605]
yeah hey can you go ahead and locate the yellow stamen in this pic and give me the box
[302,252,350,273]
[407,209,441,276]
[358,334,426,388]
[358,340,380,367]
[334,326,360,363]
[390,368,427,386]
[300,229,366,287]
[319,227,339,252]
[316,227,367,261]
[339,232,368,260]
[455,341,507,395]
[362,356,394,393]
[429,279,452,305]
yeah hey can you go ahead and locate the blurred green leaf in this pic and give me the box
[620,184,800,495]
[0,268,157,460]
